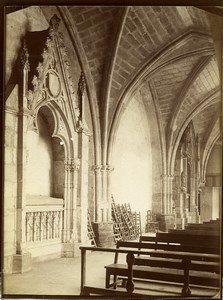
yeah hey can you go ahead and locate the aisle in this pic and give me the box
[2,251,218,298]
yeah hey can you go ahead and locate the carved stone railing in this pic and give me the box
[25,196,64,243]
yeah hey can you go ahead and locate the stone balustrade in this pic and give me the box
[25,196,64,243]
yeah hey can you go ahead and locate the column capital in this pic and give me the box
[106,165,114,173]
[93,164,114,174]
[161,174,174,180]
[101,165,107,173]
[198,180,206,191]
[64,158,80,172]
[93,165,102,174]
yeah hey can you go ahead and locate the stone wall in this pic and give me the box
[4,110,18,273]
[4,7,52,273]
[111,94,152,231]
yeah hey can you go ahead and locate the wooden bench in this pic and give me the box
[168,228,220,236]
[104,238,220,296]
[80,246,175,297]
[140,233,220,252]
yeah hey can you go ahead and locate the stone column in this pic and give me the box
[161,174,167,214]
[159,174,175,231]
[12,42,32,273]
[62,158,81,257]
[101,165,107,221]
[93,165,102,222]
[106,165,114,222]
[167,175,174,214]
[75,72,91,244]
[76,130,90,244]
[161,174,174,214]
[91,165,114,247]
[63,158,72,242]
[63,158,80,242]
[71,158,80,241]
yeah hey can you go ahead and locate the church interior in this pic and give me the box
[2,5,222,298]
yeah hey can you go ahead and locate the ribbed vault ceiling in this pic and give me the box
[6,6,221,159]
[62,5,221,150]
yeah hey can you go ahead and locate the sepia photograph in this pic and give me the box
[1,3,222,299]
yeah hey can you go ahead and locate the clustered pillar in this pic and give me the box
[92,164,114,247]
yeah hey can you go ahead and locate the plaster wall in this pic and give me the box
[200,187,220,222]
[206,144,221,187]
[111,95,152,230]
[200,144,221,222]
[26,114,53,196]
[137,85,163,214]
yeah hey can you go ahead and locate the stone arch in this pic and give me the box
[201,123,221,183]
[169,90,220,175]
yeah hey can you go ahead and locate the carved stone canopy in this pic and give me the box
[23,29,50,90]
[18,15,61,91]
[49,14,61,32]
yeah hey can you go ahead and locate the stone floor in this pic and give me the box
[2,250,219,299]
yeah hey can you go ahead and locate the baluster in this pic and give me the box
[49,211,52,239]
[37,212,41,241]
[46,212,49,240]
[42,212,47,240]
[29,212,33,242]
[59,211,62,239]
[48,212,51,239]
[31,212,34,242]
[25,213,29,242]
[39,212,42,241]
[33,212,37,242]
[55,211,59,238]
[52,211,56,239]
[25,209,64,242]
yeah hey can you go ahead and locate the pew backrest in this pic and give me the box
[140,233,220,249]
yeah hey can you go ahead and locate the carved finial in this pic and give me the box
[78,72,86,96]
[20,40,30,70]
[49,14,61,32]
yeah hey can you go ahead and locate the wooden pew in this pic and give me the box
[168,228,220,236]
[140,233,220,252]
[104,239,220,296]
[139,233,220,269]
[80,246,181,297]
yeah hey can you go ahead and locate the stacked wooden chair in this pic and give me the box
[87,210,97,246]
[132,211,142,237]
[120,204,136,240]
[111,196,125,242]
[111,196,141,242]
